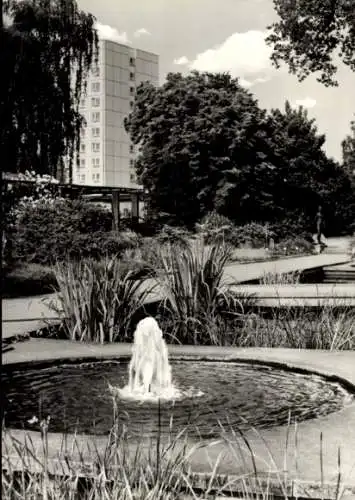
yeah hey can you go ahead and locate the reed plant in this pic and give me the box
[155,238,252,345]
[51,257,156,343]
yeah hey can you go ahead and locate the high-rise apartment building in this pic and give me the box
[73,39,159,188]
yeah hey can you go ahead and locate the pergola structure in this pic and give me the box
[2,173,146,230]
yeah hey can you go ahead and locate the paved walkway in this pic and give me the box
[2,252,352,340]
[225,252,350,283]
[2,294,60,340]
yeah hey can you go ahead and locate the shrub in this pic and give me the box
[156,225,192,247]
[196,211,234,244]
[51,257,156,343]
[64,231,140,262]
[8,197,140,264]
[2,263,57,298]
[198,211,234,231]
[228,222,270,248]
[271,236,314,256]
[121,237,163,275]
[269,217,313,241]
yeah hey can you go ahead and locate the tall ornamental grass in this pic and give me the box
[155,239,252,345]
[51,258,156,343]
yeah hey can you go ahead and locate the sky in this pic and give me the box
[78,0,355,161]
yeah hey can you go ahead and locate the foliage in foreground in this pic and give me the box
[2,406,351,500]
[51,258,155,343]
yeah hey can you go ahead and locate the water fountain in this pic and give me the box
[112,317,184,401]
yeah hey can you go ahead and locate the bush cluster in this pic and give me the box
[271,236,314,256]
[2,263,57,298]
[7,198,140,265]
[228,222,269,248]
[268,217,314,241]
[197,211,234,244]
[155,225,192,247]
[198,212,315,252]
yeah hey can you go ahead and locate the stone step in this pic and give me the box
[323,261,355,284]
[323,270,355,274]
[323,272,355,281]
[323,280,355,284]
[323,273,355,279]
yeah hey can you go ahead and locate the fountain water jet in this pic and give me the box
[113,317,185,401]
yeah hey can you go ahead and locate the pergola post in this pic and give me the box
[131,192,139,221]
[112,190,121,231]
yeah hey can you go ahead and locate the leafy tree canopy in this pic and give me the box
[268,101,355,233]
[266,0,355,86]
[1,0,98,180]
[125,71,279,227]
[125,71,353,232]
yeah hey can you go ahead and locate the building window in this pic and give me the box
[80,174,86,183]
[92,112,100,123]
[91,82,100,92]
[92,66,100,77]
[80,143,86,153]
[129,72,135,80]
[93,173,100,182]
[130,86,135,95]
[130,173,136,182]
[79,98,86,107]
[130,144,134,153]
[80,159,85,167]
[91,158,100,167]
[92,127,100,138]
[129,57,135,66]
[91,97,100,107]
[92,142,100,153]
[80,127,86,138]
[129,159,135,167]
[129,100,134,109]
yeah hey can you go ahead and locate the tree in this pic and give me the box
[1,0,98,181]
[268,101,327,215]
[268,101,355,234]
[124,71,279,227]
[266,0,355,86]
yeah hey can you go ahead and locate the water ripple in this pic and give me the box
[2,360,353,439]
